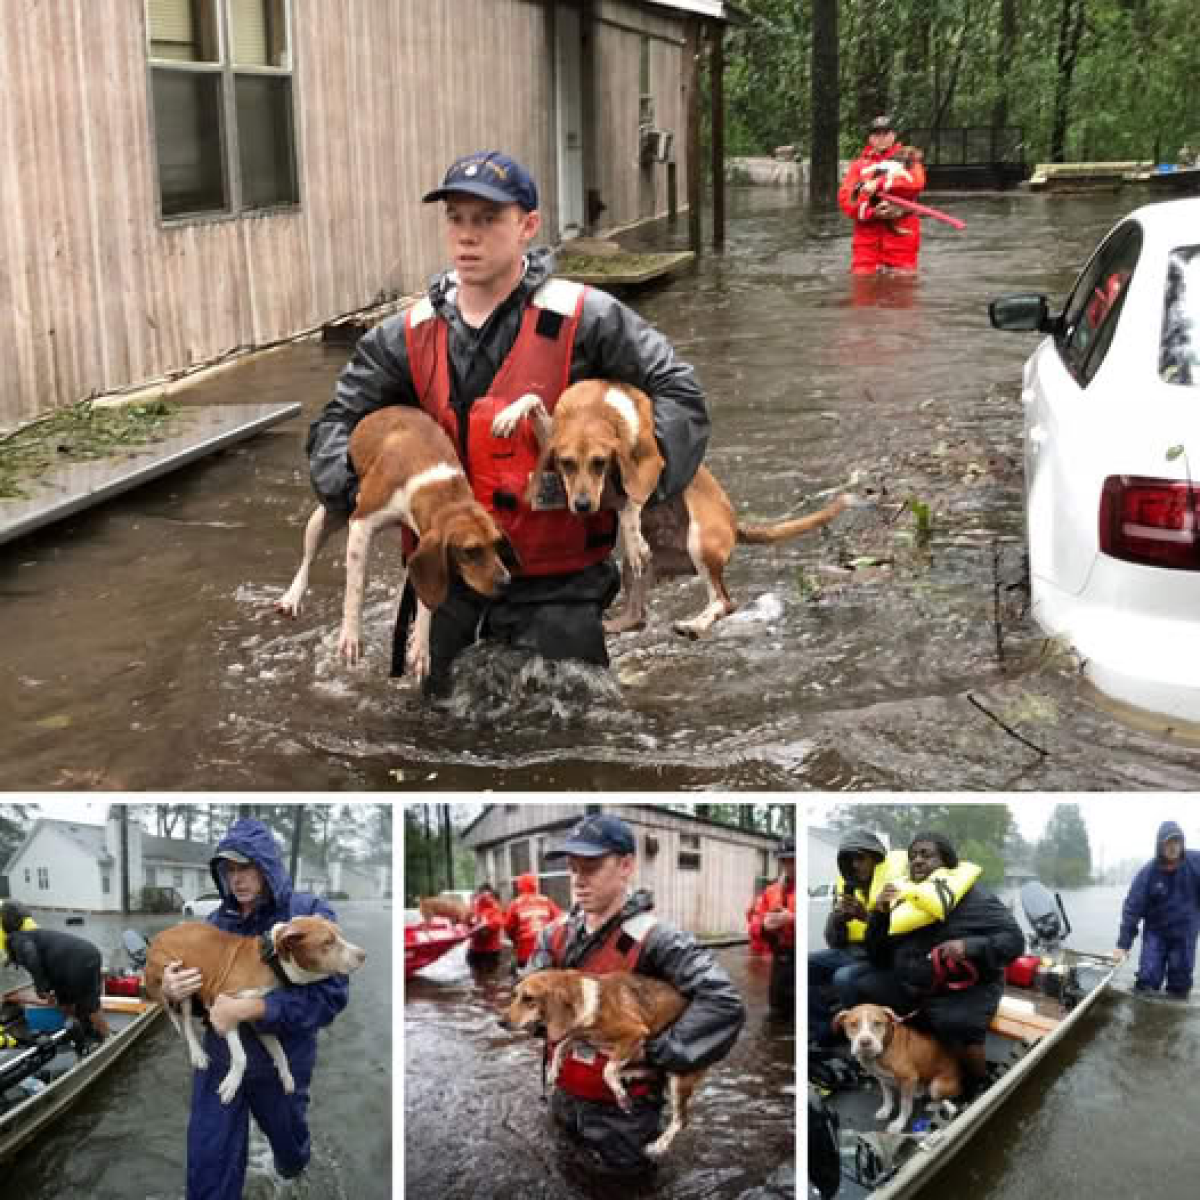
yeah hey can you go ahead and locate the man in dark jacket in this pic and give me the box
[1115,820,1200,999]
[1,904,111,1043]
[856,831,1025,1094]
[525,814,745,1176]
[306,150,709,696]
[159,819,351,1200]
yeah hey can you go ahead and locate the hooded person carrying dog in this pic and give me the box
[306,150,709,698]
[158,819,352,1200]
[524,814,745,1177]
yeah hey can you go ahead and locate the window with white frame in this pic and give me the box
[37,867,50,890]
[678,832,701,872]
[102,872,112,894]
[146,0,298,219]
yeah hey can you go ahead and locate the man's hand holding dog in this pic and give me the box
[161,960,204,1004]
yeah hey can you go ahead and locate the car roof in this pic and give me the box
[1122,196,1200,246]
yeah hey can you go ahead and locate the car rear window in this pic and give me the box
[1161,245,1200,386]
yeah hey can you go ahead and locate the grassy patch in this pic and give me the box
[556,252,679,277]
[0,400,187,500]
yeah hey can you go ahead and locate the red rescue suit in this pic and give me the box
[545,911,661,1104]
[746,895,770,955]
[749,878,795,953]
[505,875,563,967]
[405,280,617,576]
[838,143,927,275]
[469,892,505,954]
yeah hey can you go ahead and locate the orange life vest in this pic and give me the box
[545,910,660,1104]
[404,279,617,576]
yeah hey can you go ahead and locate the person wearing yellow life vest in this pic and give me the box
[306,151,709,698]
[856,832,1025,1095]
[525,814,745,1177]
[809,830,908,1046]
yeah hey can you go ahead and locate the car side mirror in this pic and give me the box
[989,294,1056,333]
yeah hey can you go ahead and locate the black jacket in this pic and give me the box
[825,829,888,950]
[8,928,102,999]
[307,247,709,514]
[864,883,1025,997]
[526,889,745,1075]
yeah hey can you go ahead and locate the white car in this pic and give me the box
[182,891,223,919]
[990,197,1200,723]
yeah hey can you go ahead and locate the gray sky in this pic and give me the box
[807,795,1200,870]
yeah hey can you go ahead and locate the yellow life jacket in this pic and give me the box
[836,850,909,943]
[0,915,38,960]
[887,861,982,935]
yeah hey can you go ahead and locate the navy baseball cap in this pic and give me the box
[422,151,539,211]
[546,814,636,859]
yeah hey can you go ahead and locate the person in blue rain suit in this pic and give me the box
[1115,820,1200,999]
[160,819,351,1199]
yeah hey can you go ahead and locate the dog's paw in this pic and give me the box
[217,1073,240,1105]
[190,1050,210,1072]
[887,1117,909,1135]
[491,394,540,438]
[644,1135,670,1160]
[405,641,430,682]
[275,590,303,618]
[279,1069,296,1096]
[874,1104,893,1121]
[338,628,363,665]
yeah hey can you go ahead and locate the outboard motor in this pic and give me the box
[123,929,149,972]
[1019,880,1072,953]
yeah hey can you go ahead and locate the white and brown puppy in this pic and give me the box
[500,968,704,1159]
[833,1003,962,1134]
[146,915,366,1105]
[417,896,470,925]
[492,382,853,638]
[276,407,514,679]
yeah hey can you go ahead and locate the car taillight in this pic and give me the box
[1099,475,1200,569]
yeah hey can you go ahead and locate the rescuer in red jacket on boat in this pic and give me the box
[838,116,928,275]
[505,873,563,970]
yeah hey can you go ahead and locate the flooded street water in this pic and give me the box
[405,940,794,1200]
[2,902,392,1200]
[809,883,1200,1197]
[6,188,1200,789]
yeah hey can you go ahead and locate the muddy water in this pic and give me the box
[404,940,794,1199]
[6,189,1200,789]
[2,902,392,1200]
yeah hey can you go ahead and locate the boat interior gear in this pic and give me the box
[808,1086,842,1199]
[123,929,149,971]
[1020,880,1072,952]
[0,1027,72,1095]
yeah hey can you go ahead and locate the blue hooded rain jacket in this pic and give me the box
[1118,820,1200,950]
[187,819,349,1200]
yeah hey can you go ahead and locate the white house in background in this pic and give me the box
[808,827,844,893]
[2,813,390,911]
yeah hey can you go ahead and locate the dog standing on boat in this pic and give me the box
[834,1002,962,1133]
[276,406,515,679]
[491,381,854,637]
[418,896,470,925]
[500,967,705,1159]
[146,916,366,1105]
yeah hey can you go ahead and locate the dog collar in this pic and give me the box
[259,933,293,986]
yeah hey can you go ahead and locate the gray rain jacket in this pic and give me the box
[307,248,709,514]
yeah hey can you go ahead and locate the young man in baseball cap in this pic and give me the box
[522,812,745,1176]
[306,150,710,698]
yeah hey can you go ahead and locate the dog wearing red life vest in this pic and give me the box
[276,407,515,679]
[145,916,366,1105]
[500,967,704,1159]
[491,381,855,637]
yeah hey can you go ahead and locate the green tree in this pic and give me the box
[1034,804,1092,887]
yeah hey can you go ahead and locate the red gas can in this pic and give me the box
[1005,955,1040,988]
[104,973,142,998]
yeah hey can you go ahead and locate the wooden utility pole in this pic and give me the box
[710,21,726,250]
[809,0,840,209]
[289,806,304,885]
[119,805,131,915]
[441,804,455,890]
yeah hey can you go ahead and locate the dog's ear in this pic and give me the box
[611,431,664,507]
[542,982,578,1043]
[408,529,450,610]
[275,921,306,958]
[831,1010,850,1035]
[881,1007,902,1025]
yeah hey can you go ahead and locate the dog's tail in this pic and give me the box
[736,493,851,545]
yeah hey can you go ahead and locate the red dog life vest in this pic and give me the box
[546,910,661,1105]
[404,279,617,576]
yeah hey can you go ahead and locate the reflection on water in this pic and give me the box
[5,190,1200,788]
[405,945,794,1199]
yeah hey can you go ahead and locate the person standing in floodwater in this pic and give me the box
[838,115,927,275]
[1114,820,1200,999]
[748,837,796,1017]
[527,813,745,1178]
[305,150,709,698]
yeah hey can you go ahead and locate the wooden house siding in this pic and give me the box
[2,0,695,430]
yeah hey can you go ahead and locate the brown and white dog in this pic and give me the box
[417,896,470,925]
[491,381,853,638]
[500,968,703,1159]
[145,916,366,1105]
[276,407,514,679]
[833,1003,962,1133]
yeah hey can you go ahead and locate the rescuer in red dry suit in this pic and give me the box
[838,116,928,275]
[505,872,562,969]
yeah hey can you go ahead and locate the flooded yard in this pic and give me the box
[4,188,1199,789]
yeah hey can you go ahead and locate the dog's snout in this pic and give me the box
[573,497,593,514]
